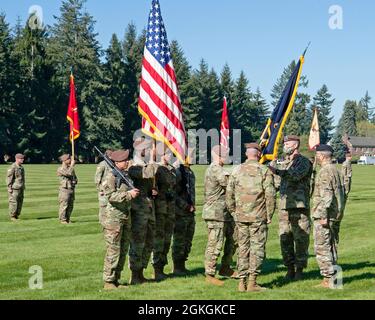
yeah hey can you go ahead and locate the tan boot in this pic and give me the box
[10,217,18,222]
[314,278,332,289]
[238,278,247,292]
[205,274,224,286]
[295,267,304,281]
[173,260,187,276]
[103,282,118,290]
[219,265,239,278]
[285,265,295,280]
[153,266,168,282]
[130,270,143,285]
[247,275,267,292]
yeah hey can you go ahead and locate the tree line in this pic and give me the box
[0,0,373,163]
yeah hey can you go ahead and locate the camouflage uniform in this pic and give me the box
[128,157,158,272]
[203,163,235,276]
[152,162,177,269]
[172,165,196,264]
[101,170,133,284]
[274,154,312,269]
[341,159,352,199]
[226,160,276,279]
[6,163,25,219]
[95,160,111,225]
[312,162,345,278]
[57,164,78,222]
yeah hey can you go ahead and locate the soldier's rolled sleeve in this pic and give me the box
[57,167,74,178]
[6,167,15,189]
[264,170,276,220]
[105,178,132,205]
[316,176,333,220]
[95,165,105,191]
[226,174,236,214]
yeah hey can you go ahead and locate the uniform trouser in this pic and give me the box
[313,219,340,278]
[204,220,236,276]
[59,189,75,222]
[103,219,130,283]
[98,192,108,225]
[129,208,155,271]
[153,199,175,268]
[237,221,268,278]
[172,213,196,262]
[279,208,311,268]
[8,189,24,218]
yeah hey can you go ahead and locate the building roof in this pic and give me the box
[348,136,375,148]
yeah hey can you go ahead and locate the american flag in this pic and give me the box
[220,96,230,149]
[138,0,187,162]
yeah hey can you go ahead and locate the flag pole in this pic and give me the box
[70,66,75,161]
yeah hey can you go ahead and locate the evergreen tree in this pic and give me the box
[358,91,373,122]
[250,88,269,139]
[220,63,234,103]
[286,93,311,136]
[312,84,335,143]
[341,100,358,136]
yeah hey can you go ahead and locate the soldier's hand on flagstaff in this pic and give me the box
[130,189,140,199]
[320,218,328,227]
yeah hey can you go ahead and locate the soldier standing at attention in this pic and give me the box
[227,143,275,292]
[172,157,196,276]
[101,150,140,290]
[203,145,237,287]
[312,145,345,289]
[7,154,26,221]
[95,149,113,225]
[342,150,353,200]
[152,148,177,281]
[57,154,78,224]
[128,139,158,285]
[269,135,313,280]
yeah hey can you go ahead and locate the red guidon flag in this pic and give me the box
[138,0,187,163]
[309,108,320,150]
[220,96,230,149]
[67,73,80,141]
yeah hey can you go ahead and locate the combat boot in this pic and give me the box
[130,270,143,285]
[103,282,118,290]
[238,278,247,292]
[247,275,267,292]
[173,260,187,276]
[10,217,18,222]
[153,266,168,282]
[285,265,295,280]
[219,265,239,278]
[205,275,224,286]
[295,267,304,281]
[314,277,332,289]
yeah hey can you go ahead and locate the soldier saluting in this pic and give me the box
[57,154,78,224]
[7,153,26,221]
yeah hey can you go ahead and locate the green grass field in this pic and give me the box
[0,164,374,300]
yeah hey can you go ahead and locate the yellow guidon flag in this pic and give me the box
[309,108,320,150]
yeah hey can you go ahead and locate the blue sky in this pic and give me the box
[1,0,374,124]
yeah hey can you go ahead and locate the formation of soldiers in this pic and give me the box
[4,135,352,292]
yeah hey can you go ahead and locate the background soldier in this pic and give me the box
[203,145,237,287]
[128,139,158,285]
[57,154,78,224]
[95,149,113,225]
[269,135,312,280]
[342,150,352,200]
[7,153,26,221]
[172,158,196,276]
[101,150,140,290]
[227,143,275,292]
[152,148,177,281]
[312,145,345,289]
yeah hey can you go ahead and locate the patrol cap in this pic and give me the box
[212,145,229,157]
[316,144,334,154]
[110,150,130,162]
[244,143,261,152]
[15,153,25,159]
[284,135,300,143]
[60,154,71,162]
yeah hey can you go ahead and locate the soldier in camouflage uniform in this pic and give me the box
[101,150,140,290]
[152,148,177,281]
[312,145,345,289]
[128,139,158,285]
[269,135,312,280]
[172,160,196,276]
[342,150,352,201]
[227,143,276,292]
[95,150,113,225]
[203,145,237,286]
[57,154,78,224]
[6,154,26,221]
